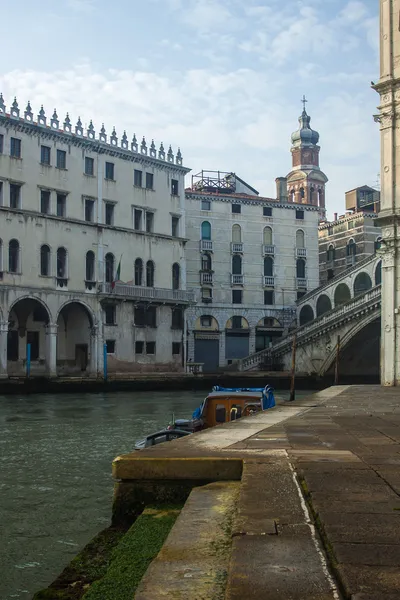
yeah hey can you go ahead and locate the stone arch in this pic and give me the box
[194,314,220,330]
[353,272,372,296]
[334,283,351,307]
[56,300,97,375]
[316,294,332,317]
[299,305,314,326]
[375,261,382,286]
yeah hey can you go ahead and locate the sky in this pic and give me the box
[0,0,379,219]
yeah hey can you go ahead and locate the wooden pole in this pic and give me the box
[334,335,341,385]
[289,334,297,402]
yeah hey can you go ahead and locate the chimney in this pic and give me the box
[333,212,338,221]
[275,177,288,202]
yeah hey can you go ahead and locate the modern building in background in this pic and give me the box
[0,94,193,377]
[185,170,320,371]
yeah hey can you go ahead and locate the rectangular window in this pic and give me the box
[232,204,241,214]
[264,290,274,305]
[135,341,144,354]
[40,190,50,214]
[56,193,66,217]
[105,161,115,180]
[145,211,154,233]
[40,145,51,165]
[56,149,66,169]
[85,199,94,222]
[295,209,304,220]
[171,308,183,329]
[146,341,156,355]
[171,179,179,195]
[201,200,211,211]
[231,316,242,329]
[85,157,94,176]
[106,340,115,353]
[105,202,114,225]
[232,289,242,304]
[10,137,21,158]
[0,134,3,153]
[134,169,142,187]
[134,208,143,230]
[172,342,181,355]
[134,306,145,327]
[263,206,272,217]
[145,172,154,189]
[171,216,179,237]
[104,305,116,325]
[202,288,212,302]
[146,306,157,328]
[10,183,21,209]
[200,315,212,327]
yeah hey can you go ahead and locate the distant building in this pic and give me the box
[185,170,320,372]
[345,185,380,214]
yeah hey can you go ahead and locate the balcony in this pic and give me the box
[231,274,244,285]
[99,283,196,304]
[297,278,307,289]
[296,248,307,257]
[263,276,275,287]
[200,272,213,285]
[200,240,213,252]
[231,242,243,253]
[263,244,275,255]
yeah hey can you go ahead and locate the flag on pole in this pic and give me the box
[111,256,122,290]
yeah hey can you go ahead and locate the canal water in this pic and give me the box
[0,389,312,599]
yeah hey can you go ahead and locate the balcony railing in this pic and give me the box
[263,276,275,287]
[297,278,307,288]
[231,274,244,285]
[200,272,213,285]
[99,282,196,304]
[200,240,213,252]
[231,242,243,253]
[263,244,275,255]
[296,248,307,257]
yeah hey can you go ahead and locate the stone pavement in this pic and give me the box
[114,385,400,599]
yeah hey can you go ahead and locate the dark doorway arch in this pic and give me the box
[316,294,332,317]
[57,301,95,375]
[334,283,351,307]
[354,272,372,296]
[299,305,314,326]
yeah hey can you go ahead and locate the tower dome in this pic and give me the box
[291,98,319,147]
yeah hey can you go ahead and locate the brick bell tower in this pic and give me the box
[285,96,328,218]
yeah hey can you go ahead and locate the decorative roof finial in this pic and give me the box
[51,108,59,129]
[121,130,128,149]
[131,133,138,152]
[38,105,46,125]
[11,97,20,119]
[0,93,5,114]
[149,139,156,158]
[167,144,174,163]
[12,97,18,110]
[158,142,165,160]
[64,113,71,132]
[24,101,33,121]
[301,94,308,113]
[52,109,58,120]
[176,147,182,165]
[110,126,118,145]
[99,123,107,142]
[75,116,83,136]
[87,120,95,139]
[141,136,147,155]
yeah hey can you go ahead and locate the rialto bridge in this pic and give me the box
[238,254,382,377]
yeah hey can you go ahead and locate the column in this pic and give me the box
[219,331,226,368]
[248,327,256,356]
[0,320,8,378]
[45,323,58,378]
[89,326,100,377]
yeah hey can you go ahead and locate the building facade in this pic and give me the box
[0,95,193,377]
[185,171,320,372]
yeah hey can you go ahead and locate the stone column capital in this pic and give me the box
[45,323,58,335]
[0,320,9,333]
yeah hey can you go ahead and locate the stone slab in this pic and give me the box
[334,542,400,566]
[321,512,400,544]
[112,456,243,481]
[336,564,400,598]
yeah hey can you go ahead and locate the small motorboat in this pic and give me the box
[134,385,275,450]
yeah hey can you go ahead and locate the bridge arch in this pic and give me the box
[353,272,372,297]
[299,305,314,326]
[316,294,332,317]
[334,283,351,307]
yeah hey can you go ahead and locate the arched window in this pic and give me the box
[9,239,19,273]
[105,253,114,283]
[201,221,211,240]
[201,253,212,271]
[86,251,95,281]
[135,258,143,286]
[40,244,50,276]
[172,263,180,290]
[146,260,155,287]
[296,258,306,278]
[300,187,305,199]
[347,239,357,256]
[56,247,67,278]
[263,226,273,245]
[296,229,305,248]
[327,244,335,261]
[232,254,242,275]
[232,224,241,243]
[264,256,273,277]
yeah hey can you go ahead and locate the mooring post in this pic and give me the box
[334,335,341,385]
[26,343,31,378]
[103,343,108,382]
[289,334,297,402]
